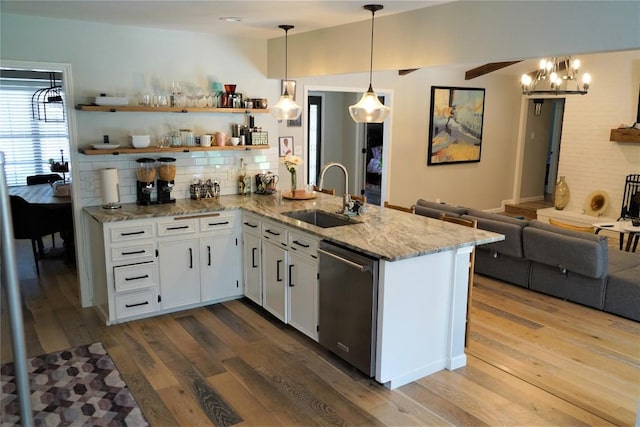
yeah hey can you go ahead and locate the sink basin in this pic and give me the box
[281,209,361,228]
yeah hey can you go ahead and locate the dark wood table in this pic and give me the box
[9,183,75,263]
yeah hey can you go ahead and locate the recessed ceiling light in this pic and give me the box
[219,17,243,22]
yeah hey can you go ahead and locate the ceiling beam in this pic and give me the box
[465,61,521,80]
[398,69,419,76]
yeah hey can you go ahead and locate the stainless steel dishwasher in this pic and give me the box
[318,240,379,376]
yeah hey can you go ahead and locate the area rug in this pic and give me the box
[1,342,148,426]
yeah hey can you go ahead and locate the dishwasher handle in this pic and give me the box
[317,248,370,272]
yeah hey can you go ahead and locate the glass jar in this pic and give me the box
[135,158,156,184]
[180,129,194,147]
[157,157,176,181]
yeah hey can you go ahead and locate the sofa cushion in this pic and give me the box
[462,212,528,259]
[605,265,640,321]
[415,199,468,215]
[608,250,640,274]
[523,225,608,279]
[528,219,605,243]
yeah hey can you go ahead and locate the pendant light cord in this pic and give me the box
[278,24,294,96]
[368,9,375,88]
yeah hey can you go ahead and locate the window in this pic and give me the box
[0,77,70,186]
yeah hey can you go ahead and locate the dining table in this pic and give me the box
[8,183,75,263]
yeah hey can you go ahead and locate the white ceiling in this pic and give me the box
[0,0,451,39]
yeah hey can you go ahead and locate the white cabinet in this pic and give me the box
[287,230,320,341]
[200,233,241,302]
[242,231,262,304]
[158,237,200,309]
[241,215,319,339]
[262,240,288,322]
[158,212,241,310]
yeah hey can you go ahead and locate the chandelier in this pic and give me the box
[520,57,591,95]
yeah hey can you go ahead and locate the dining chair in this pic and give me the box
[439,213,477,346]
[9,195,61,275]
[384,201,414,213]
[312,185,336,196]
[26,173,64,250]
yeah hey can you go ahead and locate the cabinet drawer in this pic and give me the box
[110,223,154,243]
[111,243,155,263]
[157,218,197,237]
[114,262,158,292]
[200,212,235,233]
[261,220,287,247]
[242,214,261,235]
[115,288,159,319]
[288,231,319,260]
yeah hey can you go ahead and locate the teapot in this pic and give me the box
[255,172,279,194]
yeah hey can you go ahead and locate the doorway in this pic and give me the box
[305,87,389,206]
[518,97,565,202]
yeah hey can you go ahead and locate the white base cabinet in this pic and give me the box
[88,210,241,324]
[241,215,319,341]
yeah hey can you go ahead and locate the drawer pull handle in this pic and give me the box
[125,301,149,308]
[276,259,283,282]
[289,264,295,287]
[121,230,145,236]
[167,225,189,230]
[207,245,211,266]
[125,274,149,281]
[252,247,257,268]
[189,248,193,268]
[208,221,230,226]
[243,222,258,228]
[293,240,310,248]
[122,250,146,255]
[265,229,280,236]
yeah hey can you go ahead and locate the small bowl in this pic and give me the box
[230,137,240,146]
[131,135,150,148]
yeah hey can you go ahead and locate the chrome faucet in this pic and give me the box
[318,162,351,213]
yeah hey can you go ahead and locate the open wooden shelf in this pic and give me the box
[76,104,269,114]
[80,145,269,155]
[610,128,640,143]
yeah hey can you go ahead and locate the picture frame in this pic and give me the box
[287,115,302,127]
[281,79,296,101]
[427,86,485,165]
[279,136,294,157]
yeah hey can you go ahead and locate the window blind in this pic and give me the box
[0,81,70,187]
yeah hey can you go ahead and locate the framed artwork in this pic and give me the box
[281,80,296,100]
[427,86,485,165]
[287,115,302,127]
[279,136,294,157]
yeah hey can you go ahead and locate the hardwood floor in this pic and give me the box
[2,240,639,426]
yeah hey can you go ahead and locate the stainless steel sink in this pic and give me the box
[281,209,361,228]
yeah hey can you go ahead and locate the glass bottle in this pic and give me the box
[554,176,570,210]
[238,158,248,195]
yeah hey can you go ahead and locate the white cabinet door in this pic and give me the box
[262,240,288,322]
[200,233,242,302]
[158,238,200,309]
[288,251,319,341]
[243,232,262,305]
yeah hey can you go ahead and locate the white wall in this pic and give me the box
[555,50,640,218]
[1,13,280,206]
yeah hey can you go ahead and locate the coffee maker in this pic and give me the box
[136,158,156,205]
[156,157,176,204]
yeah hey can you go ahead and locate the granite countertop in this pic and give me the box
[84,193,503,261]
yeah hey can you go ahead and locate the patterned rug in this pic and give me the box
[1,342,148,426]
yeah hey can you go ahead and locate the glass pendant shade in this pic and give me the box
[271,24,302,120]
[349,4,390,123]
[271,92,302,120]
[349,84,390,123]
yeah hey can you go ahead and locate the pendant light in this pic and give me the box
[349,4,390,123]
[271,25,302,120]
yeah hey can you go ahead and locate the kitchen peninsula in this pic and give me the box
[83,193,502,389]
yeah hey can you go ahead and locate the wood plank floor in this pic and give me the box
[2,240,639,426]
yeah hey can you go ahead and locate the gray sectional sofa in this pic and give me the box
[414,199,640,321]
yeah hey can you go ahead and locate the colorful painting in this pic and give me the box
[427,86,485,165]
